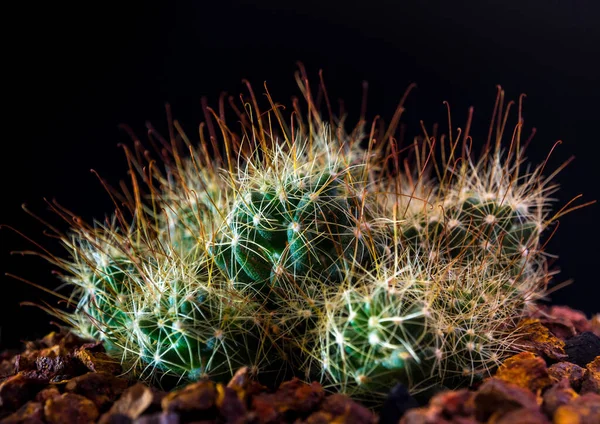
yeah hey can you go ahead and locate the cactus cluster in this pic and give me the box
[20,71,588,403]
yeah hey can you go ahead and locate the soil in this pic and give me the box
[1,306,598,424]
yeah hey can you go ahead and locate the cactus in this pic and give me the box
[62,234,271,383]
[210,131,387,300]
[14,73,590,404]
[315,274,429,399]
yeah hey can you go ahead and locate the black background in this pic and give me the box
[1,1,599,349]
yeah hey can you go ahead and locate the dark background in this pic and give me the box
[2,1,599,349]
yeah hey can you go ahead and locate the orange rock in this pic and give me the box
[399,390,476,424]
[554,392,600,424]
[98,382,153,423]
[581,356,600,394]
[491,407,550,424]
[494,352,552,393]
[251,378,325,423]
[517,319,568,361]
[65,372,128,411]
[591,314,600,338]
[0,401,44,424]
[474,378,539,422]
[43,393,99,424]
[161,380,216,414]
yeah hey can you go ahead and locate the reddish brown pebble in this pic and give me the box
[34,350,82,382]
[44,393,99,424]
[399,390,476,424]
[518,319,568,361]
[0,373,44,410]
[473,378,539,422]
[553,392,600,424]
[301,411,336,424]
[35,386,61,403]
[99,383,153,423]
[581,356,600,394]
[0,401,44,424]
[0,359,15,378]
[591,314,600,338]
[316,393,376,424]
[492,407,550,424]
[134,411,180,424]
[251,378,325,423]
[99,413,132,424]
[494,352,552,393]
[550,306,592,334]
[74,347,123,375]
[227,366,266,401]
[542,378,578,415]
[65,372,129,411]
[58,332,95,352]
[429,389,475,417]
[13,350,40,373]
[548,362,586,391]
[161,380,216,414]
[215,384,245,424]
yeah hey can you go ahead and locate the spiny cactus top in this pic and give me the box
[17,71,589,403]
[212,163,383,296]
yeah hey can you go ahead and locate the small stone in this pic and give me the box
[227,366,266,400]
[548,362,586,391]
[99,413,133,424]
[34,349,82,382]
[35,386,61,403]
[0,373,44,411]
[58,332,95,352]
[74,347,122,375]
[564,332,600,367]
[44,393,99,424]
[133,411,180,424]
[473,378,539,422]
[215,384,245,424]
[379,383,420,424]
[301,411,336,424]
[517,319,568,361]
[581,356,600,394]
[429,389,476,417]
[399,389,476,424]
[0,360,15,379]
[99,383,153,423]
[161,380,216,418]
[316,393,376,424]
[553,392,600,424]
[591,314,600,338]
[0,401,44,424]
[549,306,592,334]
[494,352,552,393]
[65,372,129,411]
[251,378,325,422]
[542,378,578,415]
[493,407,550,424]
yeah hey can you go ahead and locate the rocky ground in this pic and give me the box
[1,305,599,424]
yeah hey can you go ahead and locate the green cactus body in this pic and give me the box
[402,195,539,268]
[320,284,428,397]
[85,258,136,331]
[158,175,225,255]
[70,243,264,383]
[133,287,255,381]
[212,171,375,294]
